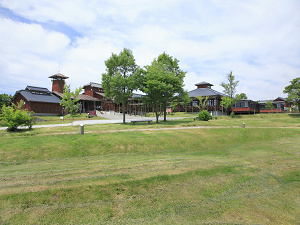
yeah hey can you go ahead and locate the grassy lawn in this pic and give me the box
[0,114,299,224]
[0,113,106,128]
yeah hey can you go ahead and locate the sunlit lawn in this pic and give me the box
[0,113,299,224]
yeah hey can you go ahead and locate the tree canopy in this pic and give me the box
[0,93,13,109]
[220,71,239,99]
[283,77,300,110]
[60,84,82,117]
[1,100,34,131]
[101,48,139,123]
[139,53,185,123]
[220,71,240,115]
[155,52,186,121]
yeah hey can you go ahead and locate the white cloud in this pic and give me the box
[0,0,299,100]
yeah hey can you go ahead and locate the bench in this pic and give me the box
[131,119,152,125]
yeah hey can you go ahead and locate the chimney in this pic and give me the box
[48,73,69,93]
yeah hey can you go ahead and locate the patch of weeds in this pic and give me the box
[282,171,300,183]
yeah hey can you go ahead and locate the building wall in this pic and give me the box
[13,93,63,115]
[13,93,28,110]
[84,86,101,98]
[52,79,65,93]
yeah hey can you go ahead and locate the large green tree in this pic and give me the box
[156,52,186,121]
[101,48,139,124]
[283,77,300,111]
[60,84,82,118]
[140,59,184,123]
[0,93,13,109]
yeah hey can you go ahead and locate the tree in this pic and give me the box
[0,93,13,109]
[220,96,233,115]
[157,52,186,121]
[220,71,240,114]
[140,59,184,123]
[60,84,82,118]
[195,95,209,112]
[220,71,239,99]
[180,90,192,112]
[236,93,248,99]
[283,77,300,111]
[1,100,34,131]
[265,100,274,112]
[101,48,139,124]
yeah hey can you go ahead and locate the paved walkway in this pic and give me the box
[0,112,187,130]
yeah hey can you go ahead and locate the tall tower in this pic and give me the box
[49,73,69,93]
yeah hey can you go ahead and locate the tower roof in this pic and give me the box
[48,73,69,79]
[194,81,213,87]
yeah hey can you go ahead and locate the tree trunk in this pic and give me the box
[163,104,167,122]
[122,101,126,124]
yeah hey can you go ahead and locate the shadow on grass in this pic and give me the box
[125,118,195,127]
[288,113,300,118]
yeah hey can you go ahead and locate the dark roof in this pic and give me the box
[188,88,224,98]
[83,82,102,88]
[18,90,61,104]
[26,86,50,93]
[195,81,213,86]
[48,73,69,79]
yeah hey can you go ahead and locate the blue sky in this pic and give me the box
[0,0,299,100]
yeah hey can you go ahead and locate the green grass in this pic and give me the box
[0,114,299,224]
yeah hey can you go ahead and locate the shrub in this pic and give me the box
[198,110,211,121]
[230,111,235,118]
[0,100,35,131]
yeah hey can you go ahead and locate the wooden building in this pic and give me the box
[13,86,63,115]
[187,82,225,115]
[233,99,259,114]
[258,97,290,113]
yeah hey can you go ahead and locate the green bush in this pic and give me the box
[198,110,211,121]
[230,111,235,118]
[0,100,34,131]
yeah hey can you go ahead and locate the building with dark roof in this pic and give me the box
[186,81,225,115]
[13,86,63,115]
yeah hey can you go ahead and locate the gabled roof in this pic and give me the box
[17,90,61,104]
[274,97,286,102]
[188,88,224,98]
[83,82,102,89]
